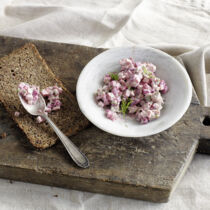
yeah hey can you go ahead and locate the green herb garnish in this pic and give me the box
[142,66,154,78]
[110,73,119,80]
[120,98,132,116]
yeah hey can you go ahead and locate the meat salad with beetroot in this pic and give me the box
[18,82,62,123]
[95,58,168,124]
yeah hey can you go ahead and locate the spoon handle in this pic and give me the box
[42,114,89,168]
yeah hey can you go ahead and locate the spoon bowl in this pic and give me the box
[18,93,46,116]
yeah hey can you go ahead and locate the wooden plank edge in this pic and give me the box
[0,165,170,203]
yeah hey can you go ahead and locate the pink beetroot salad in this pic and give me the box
[18,82,62,123]
[95,58,168,124]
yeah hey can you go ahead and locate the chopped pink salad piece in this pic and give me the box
[41,85,62,112]
[36,116,44,123]
[18,82,62,123]
[14,111,20,117]
[18,82,39,105]
[95,58,168,124]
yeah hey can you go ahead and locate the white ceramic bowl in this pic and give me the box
[76,47,192,137]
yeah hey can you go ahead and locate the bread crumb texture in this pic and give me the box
[0,132,7,139]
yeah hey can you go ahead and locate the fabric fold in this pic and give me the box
[178,45,210,106]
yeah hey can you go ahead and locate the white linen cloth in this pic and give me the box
[0,0,210,209]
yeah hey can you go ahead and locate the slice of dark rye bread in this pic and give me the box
[0,43,89,149]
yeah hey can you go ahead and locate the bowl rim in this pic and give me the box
[76,46,192,137]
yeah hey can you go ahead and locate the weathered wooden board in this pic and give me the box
[0,36,206,203]
[198,108,210,154]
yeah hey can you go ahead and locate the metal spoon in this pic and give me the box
[18,93,89,168]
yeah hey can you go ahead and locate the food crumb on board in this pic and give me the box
[53,194,58,197]
[0,132,7,139]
